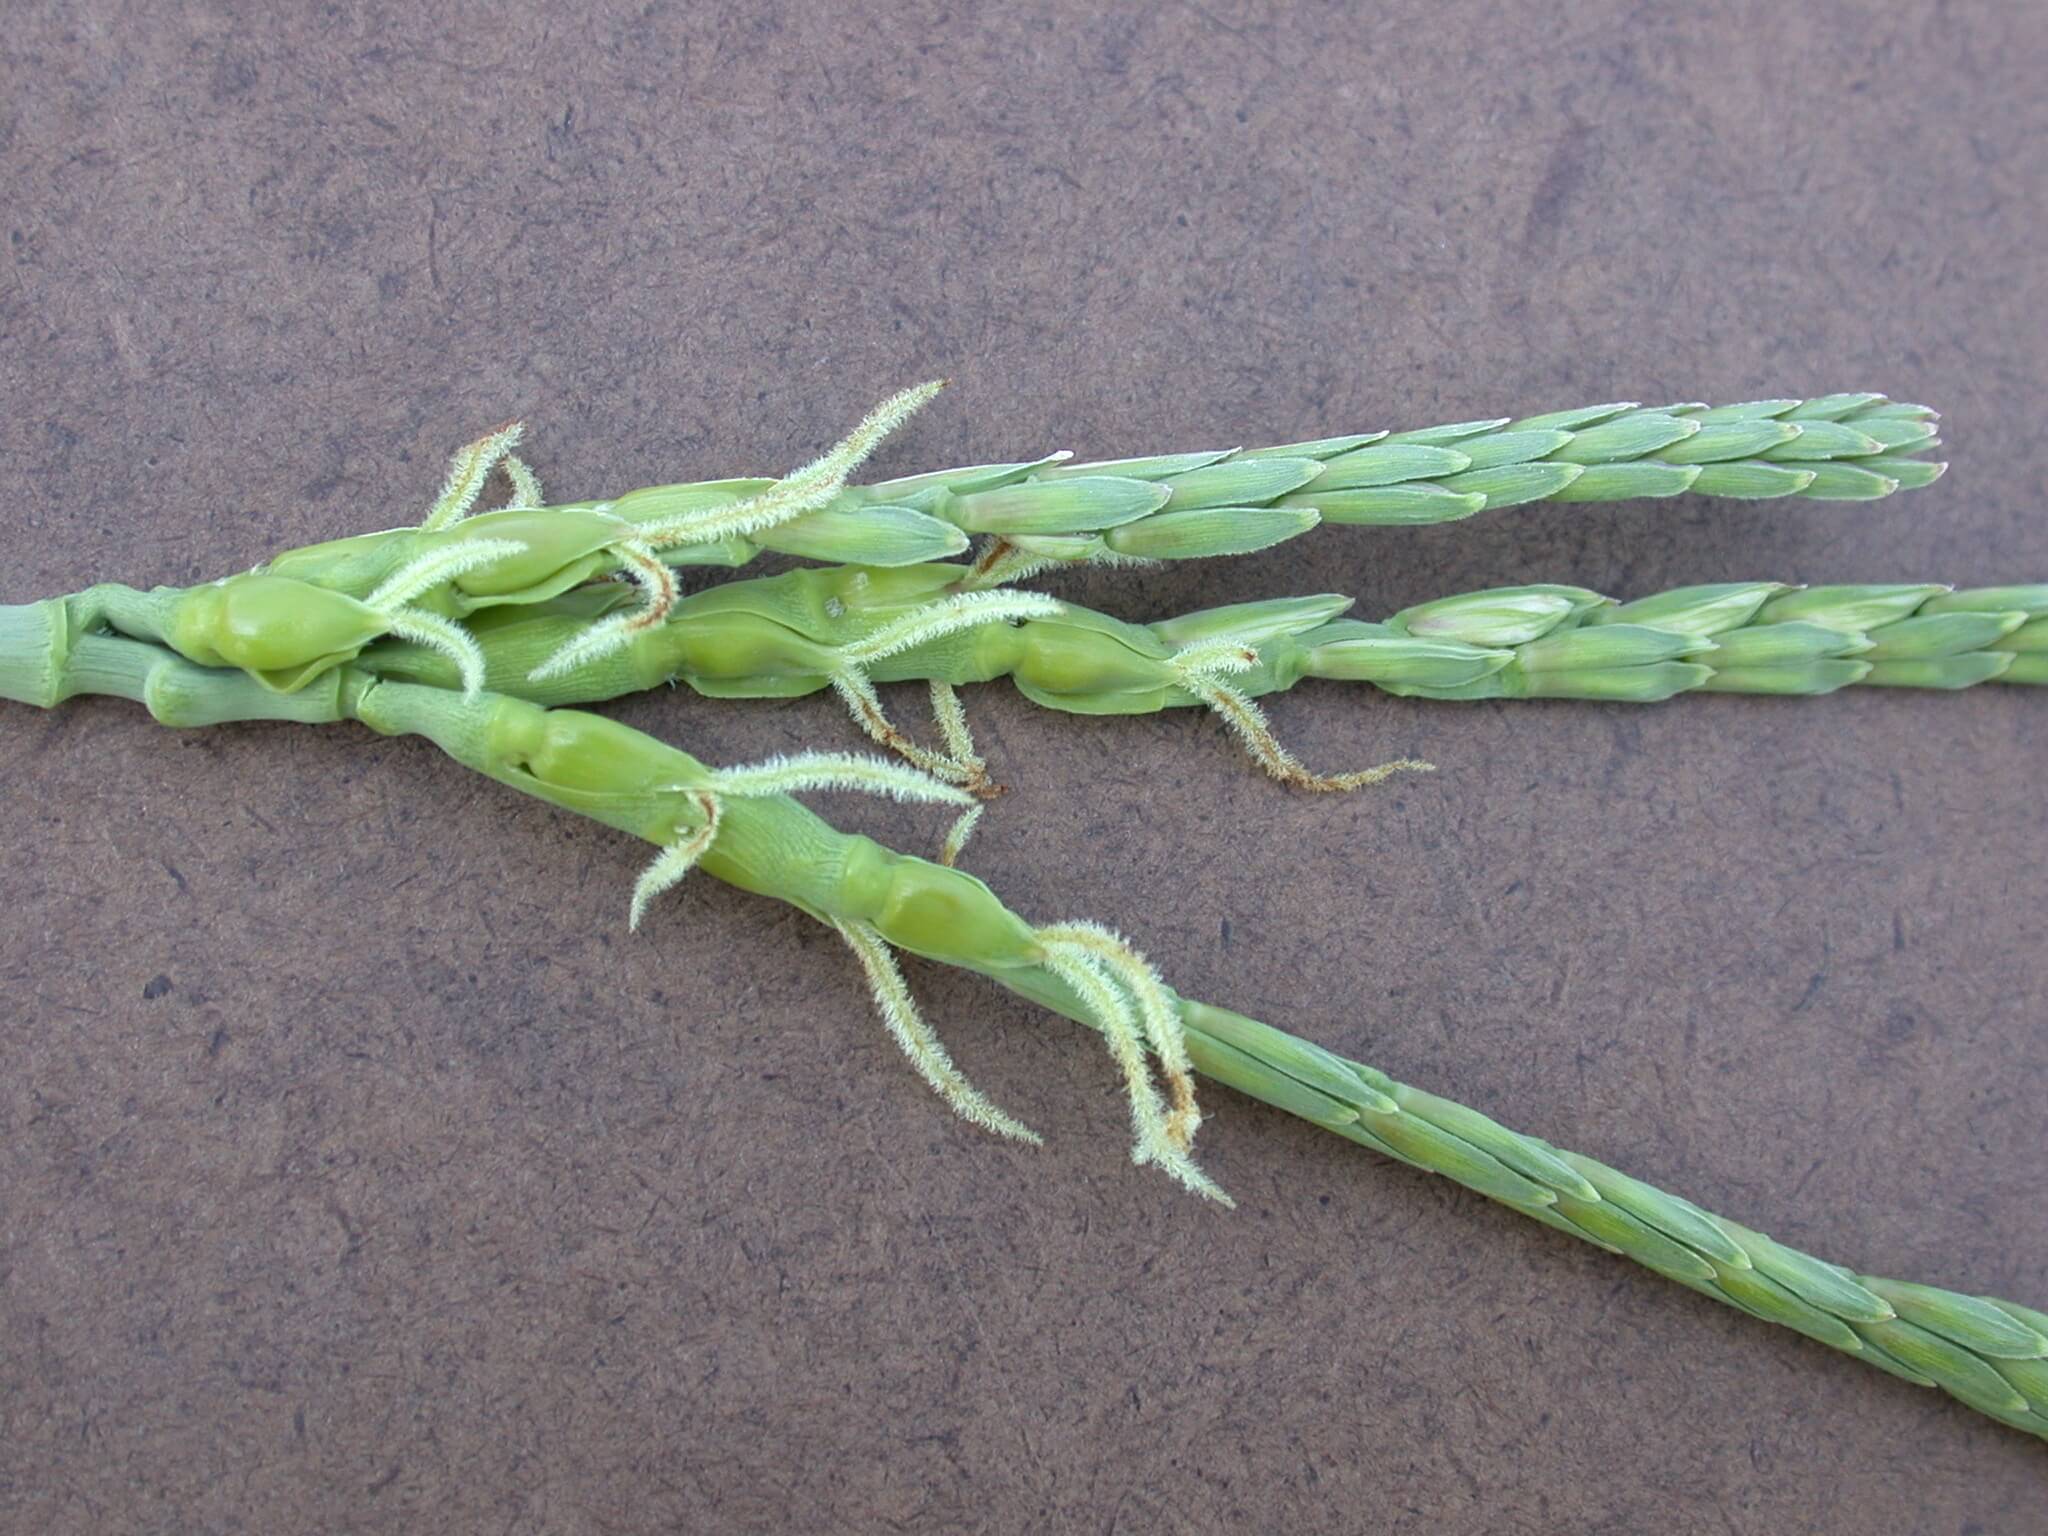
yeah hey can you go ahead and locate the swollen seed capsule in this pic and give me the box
[1310,442,1471,490]
[1853,416,1940,453]
[1714,1225,1892,1322]
[1708,1264,1865,1353]
[166,574,387,672]
[1445,430,1569,472]
[1010,622,1179,700]
[1996,617,2048,654]
[1761,420,1884,459]
[1786,391,1889,420]
[1862,654,2014,689]
[1697,661,1870,695]
[1147,594,1355,649]
[262,528,417,595]
[1438,461,1585,509]
[951,476,1171,535]
[752,505,968,566]
[1514,662,1711,702]
[1861,1279,2048,1359]
[1544,462,1701,502]
[660,611,839,685]
[1546,1194,1717,1282]
[508,704,698,800]
[1156,456,1322,510]
[1105,507,1322,561]
[1306,632,1510,689]
[1856,456,1946,491]
[1853,1320,2029,1413]
[841,838,1043,970]
[1506,401,1636,433]
[1547,412,1699,464]
[1284,483,1486,525]
[1793,464,1899,500]
[1688,461,1817,498]
[1240,430,1387,458]
[1651,419,1801,464]
[1689,398,1799,422]
[442,508,634,597]
[1862,612,2026,661]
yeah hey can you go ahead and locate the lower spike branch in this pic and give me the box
[10,625,2040,1442]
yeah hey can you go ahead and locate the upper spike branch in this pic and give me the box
[711,748,984,860]
[502,455,545,511]
[383,609,492,699]
[708,750,979,806]
[840,590,1065,665]
[927,681,993,803]
[1037,921,1204,1154]
[830,671,992,791]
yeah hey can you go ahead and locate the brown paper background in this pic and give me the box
[2,3,2044,1530]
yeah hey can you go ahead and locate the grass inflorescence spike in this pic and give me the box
[2,376,2040,1456]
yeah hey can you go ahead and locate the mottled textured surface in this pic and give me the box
[2,2,2044,1531]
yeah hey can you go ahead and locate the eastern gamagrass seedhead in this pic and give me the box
[3,381,2043,1445]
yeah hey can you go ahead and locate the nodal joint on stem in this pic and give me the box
[627,750,983,929]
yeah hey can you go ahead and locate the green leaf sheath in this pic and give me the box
[4,621,2041,1442]
[70,393,1944,690]
[346,568,2048,710]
